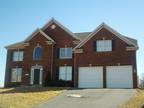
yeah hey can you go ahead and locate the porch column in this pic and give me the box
[39,68,43,85]
[30,68,34,85]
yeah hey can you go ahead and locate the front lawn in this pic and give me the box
[0,87,68,108]
[120,89,144,108]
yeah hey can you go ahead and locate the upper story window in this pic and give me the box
[59,47,72,59]
[11,68,22,82]
[13,51,24,61]
[96,40,112,52]
[33,46,42,60]
[59,66,72,81]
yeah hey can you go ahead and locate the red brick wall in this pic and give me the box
[23,32,53,85]
[5,25,137,88]
[74,28,137,88]
[43,23,79,83]
[5,23,79,87]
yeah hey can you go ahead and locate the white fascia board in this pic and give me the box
[24,28,55,42]
[39,29,55,42]
[73,23,104,50]
[5,41,25,49]
[24,28,40,42]
[73,23,138,50]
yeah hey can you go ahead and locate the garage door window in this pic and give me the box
[59,66,72,81]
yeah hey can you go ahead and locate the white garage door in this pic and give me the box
[106,66,133,88]
[78,67,103,88]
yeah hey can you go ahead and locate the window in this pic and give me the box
[59,48,72,59]
[96,40,112,52]
[11,68,22,82]
[59,66,72,81]
[33,47,42,60]
[13,51,24,61]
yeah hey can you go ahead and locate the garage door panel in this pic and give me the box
[106,66,133,88]
[78,67,103,88]
[79,82,101,88]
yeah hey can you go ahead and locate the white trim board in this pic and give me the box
[5,41,25,49]
[30,65,43,85]
[5,28,55,49]
[25,28,55,42]
[74,23,138,50]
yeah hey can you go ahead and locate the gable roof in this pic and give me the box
[41,18,81,40]
[121,35,138,45]
[74,32,91,40]
[25,28,55,42]
[5,19,138,50]
[74,23,138,49]
[74,32,138,46]
[5,41,25,49]
[5,28,55,49]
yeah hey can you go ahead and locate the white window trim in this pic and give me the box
[59,66,72,81]
[30,65,43,85]
[13,50,24,62]
[96,40,112,52]
[59,47,72,59]
[33,44,42,60]
[11,68,22,82]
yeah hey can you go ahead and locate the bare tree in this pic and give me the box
[139,73,144,88]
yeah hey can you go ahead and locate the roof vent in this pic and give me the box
[51,24,56,29]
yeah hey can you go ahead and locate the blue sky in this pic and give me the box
[0,0,143,87]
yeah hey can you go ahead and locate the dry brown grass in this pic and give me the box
[0,87,68,108]
[120,89,144,108]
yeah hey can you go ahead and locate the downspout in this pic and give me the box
[73,51,77,87]
[50,43,54,80]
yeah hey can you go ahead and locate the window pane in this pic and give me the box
[19,51,24,61]
[59,48,65,58]
[13,51,24,61]
[66,67,72,81]
[59,48,72,59]
[34,47,42,60]
[13,52,19,61]
[105,40,112,51]
[59,66,72,81]
[11,69,17,82]
[11,68,22,82]
[66,48,72,58]
[17,68,22,82]
[59,67,66,80]
[97,41,105,52]
[97,40,112,52]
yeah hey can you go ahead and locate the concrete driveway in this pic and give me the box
[34,89,136,108]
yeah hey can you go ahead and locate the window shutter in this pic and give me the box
[8,51,12,62]
[93,41,97,51]
[57,48,59,58]
[112,39,116,51]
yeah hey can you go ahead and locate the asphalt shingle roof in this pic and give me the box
[74,32,138,46]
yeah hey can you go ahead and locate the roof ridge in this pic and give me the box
[73,22,138,50]
[41,18,81,40]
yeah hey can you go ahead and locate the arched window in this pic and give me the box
[33,46,42,60]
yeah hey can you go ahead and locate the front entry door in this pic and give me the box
[34,69,40,85]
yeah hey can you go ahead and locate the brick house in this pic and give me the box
[4,18,138,88]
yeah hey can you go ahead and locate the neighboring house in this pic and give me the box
[4,18,138,88]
